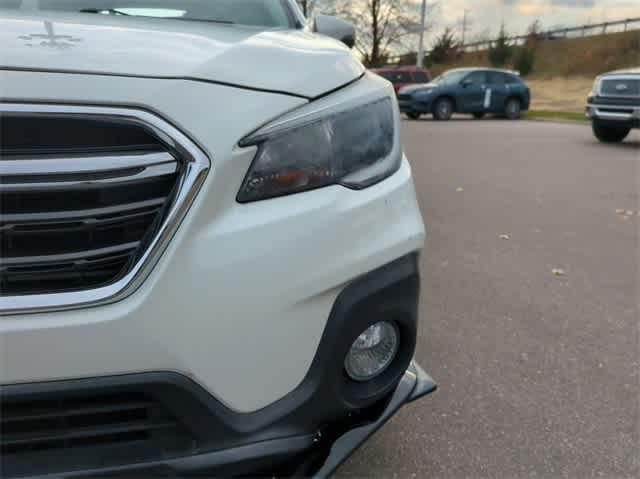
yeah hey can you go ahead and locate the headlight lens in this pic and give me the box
[344,321,400,382]
[416,89,434,98]
[591,76,602,95]
[237,98,399,202]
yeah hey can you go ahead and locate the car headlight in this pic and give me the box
[237,94,400,202]
[416,89,435,99]
[591,76,602,96]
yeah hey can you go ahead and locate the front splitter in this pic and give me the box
[310,361,436,477]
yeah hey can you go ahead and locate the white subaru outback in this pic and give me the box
[0,1,435,476]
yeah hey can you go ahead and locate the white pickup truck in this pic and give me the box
[0,1,435,477]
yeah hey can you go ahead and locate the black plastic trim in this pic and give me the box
[2,363,435,478]
[0,253,425,477]
[312,362,436,478]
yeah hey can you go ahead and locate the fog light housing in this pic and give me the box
[344,321,399,382]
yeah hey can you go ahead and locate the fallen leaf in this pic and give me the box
[552,268,566,276]
[456,187,464,192]
[626,210,634,216]
[498,234,511,240]
[615,209,626,215]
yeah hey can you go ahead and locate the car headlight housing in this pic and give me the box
[237,95,400,202]
[591,76,602,96]
[416,89,435,99]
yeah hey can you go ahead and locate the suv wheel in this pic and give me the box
[505,98,521,120]
[592,122,631,143]
[433,98,453,121]
[406,112,421,120]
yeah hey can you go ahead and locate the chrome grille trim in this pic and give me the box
[0,151,177,191]
[0,103,210,315]
[1,242,140,268]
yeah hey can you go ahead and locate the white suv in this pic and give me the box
[0,1,434,476]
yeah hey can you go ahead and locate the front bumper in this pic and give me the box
[586,103,640,127]
[398,97,432,114]
[1,255,434,478]
[0,363,435,478]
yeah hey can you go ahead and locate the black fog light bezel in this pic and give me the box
[285,254,420,416]
[339,311,417,406]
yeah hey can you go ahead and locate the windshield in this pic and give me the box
[0,0,296,27]
[432,70,470,86]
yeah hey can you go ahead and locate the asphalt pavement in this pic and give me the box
[337,119,640,478]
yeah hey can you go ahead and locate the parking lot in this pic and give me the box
[338,119,639,478]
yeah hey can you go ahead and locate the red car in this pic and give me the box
[371,66,432,94]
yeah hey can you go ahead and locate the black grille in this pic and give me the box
[0,387,197,477]
[601,78,640,97]
[0,113,181,296]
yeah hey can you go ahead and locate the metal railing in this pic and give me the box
[461,17,640,52]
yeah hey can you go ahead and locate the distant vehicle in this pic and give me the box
[586,68,639,143]
[397,67,531,121]
[371,66,432,94]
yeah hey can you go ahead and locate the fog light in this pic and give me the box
[344,321,399,382]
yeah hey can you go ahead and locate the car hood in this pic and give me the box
[603,67,640,76]
[0,10,364,98]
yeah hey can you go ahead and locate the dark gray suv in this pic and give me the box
[586,68,640,143]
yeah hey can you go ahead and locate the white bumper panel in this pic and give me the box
[0,72,425,412]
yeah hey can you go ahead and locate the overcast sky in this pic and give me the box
[426,0,639,43]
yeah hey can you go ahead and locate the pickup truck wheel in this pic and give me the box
[505,98,521,120]
[472,112,485,119]
[433,98,453,121]
[592,122,631,143]
[406,112,421,120]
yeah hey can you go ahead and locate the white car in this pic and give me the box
[0,1,434,477]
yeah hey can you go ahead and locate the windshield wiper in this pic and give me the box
[169,17,234,24]
[79,8,130,16]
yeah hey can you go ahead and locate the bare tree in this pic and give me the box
[527,19,543,35]
[297,0,315,17]
[470,27,492,44]
[329,0,431,67]
[429,26,458,64]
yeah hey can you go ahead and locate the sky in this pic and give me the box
[425,0,640,44]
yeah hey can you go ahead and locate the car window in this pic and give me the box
[412,71,430,83]
[1,0,294,27]
[464,71,488,86]
[393,72,412,83]
[433,70,469,85]
[376,71,395,81]
[505,74,522,85]
[488,72,505,85]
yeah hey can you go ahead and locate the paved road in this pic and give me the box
[337,119,639,478]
